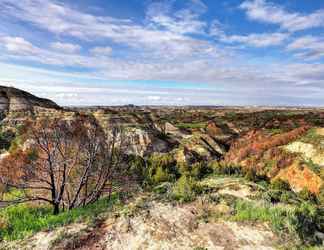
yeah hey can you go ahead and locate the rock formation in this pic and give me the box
[0,86,60,112]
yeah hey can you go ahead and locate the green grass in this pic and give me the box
[1,189,25,202]
[232,199,290,231]
[300,128,324,147]
[231,199,321,246]
[175,122,206,129]
[265,128,283,135]
[302,159,322,175]
[0,195,120,241]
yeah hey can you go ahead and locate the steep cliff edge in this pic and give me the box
[0,86,60,112]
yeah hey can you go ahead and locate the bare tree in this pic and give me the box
[0,115,128,214]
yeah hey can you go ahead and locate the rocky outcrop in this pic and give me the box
[124,128,170,156]
[0,86,60,112]
[275,162,322,193]
[225,126,309,165]
[285,141,324,166]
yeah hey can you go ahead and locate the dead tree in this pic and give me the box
[0,115,128,214]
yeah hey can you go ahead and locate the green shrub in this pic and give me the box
[262,190,282,203]
[298,188,318,203]
[172,175,199,202]
[127,155,147,184]
[317,185,324,205]
[8,136,22,154]
[244,169,258,182]
[262,180,298,204]
[153,182,172,194]
[26,148,38,161]
[244,169,267,182]
[153,166,173,183]
[147,153,179,185]
[209,161,243,176]
[190,162,212,180]
[177,162,190,175]
[279,191,298,204]
[225,112,238,120]
[288,202,321,245]
[303,160,321,175]
[0,128,15,151]
[270,179,291,191]
[264,159,277,172]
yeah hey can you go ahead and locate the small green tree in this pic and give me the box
[147,153,178,184]
[172,175,197,202]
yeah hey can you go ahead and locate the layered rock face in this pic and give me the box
[0,90,9,111]
[0,86,60,112]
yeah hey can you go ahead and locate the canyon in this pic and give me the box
[0,86,323,250]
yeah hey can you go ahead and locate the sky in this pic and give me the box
[0,0,323,106]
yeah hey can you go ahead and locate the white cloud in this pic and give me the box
[0,36,224,82]
[219,32,288,47]
[0,36,39,55]
[229,33,288,47]
[1,59,324,106]
[51,42,81,53]
[90,46,112,56]
[209,20,225,37]
[0,36,92,67]
[0,0,199,47]
[146,0,207,35]
[0,0,227,77]
[240,0,324,32]
[1,35,322,90]
[287,36,324,60]
[0,0,219,60]
[210,19,288,47]
[54,93,79,99]
[0,0,323,106]
[147,95,161,101]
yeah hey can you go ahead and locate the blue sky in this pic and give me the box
[0,0,323,106]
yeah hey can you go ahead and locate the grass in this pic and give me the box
[1,188,25,201]
[300,128,324,147]
[175,122,206,129]
[0,194,120,241]
[231,199,321,246]
[303,159,322,175]
[232,199,290,231]
[265,128,283,135]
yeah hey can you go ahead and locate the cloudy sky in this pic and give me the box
[0,0,323,106]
